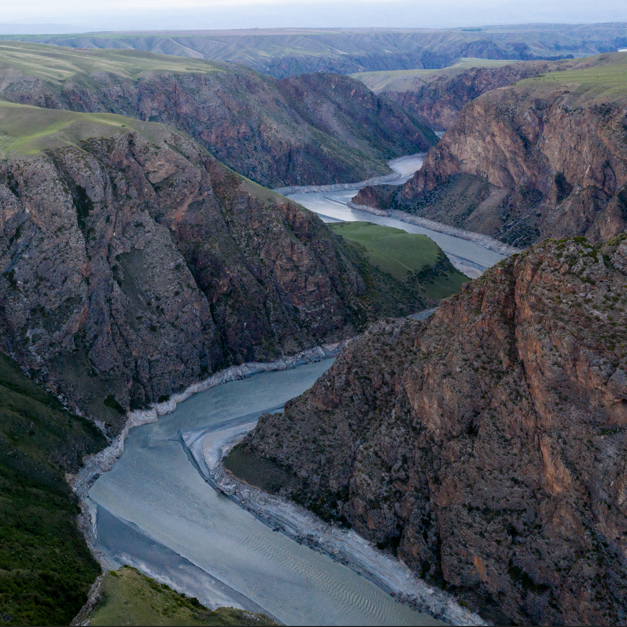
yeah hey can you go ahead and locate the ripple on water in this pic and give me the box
[89,362,442,626]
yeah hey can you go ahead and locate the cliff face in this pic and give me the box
[0,106,429,434]
[371,55,627,247]
[381,61,558,131]
[0,45,436,188]
[239,235,627,625]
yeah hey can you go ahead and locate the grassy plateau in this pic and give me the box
[352,57,516,93]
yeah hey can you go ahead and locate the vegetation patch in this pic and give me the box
[0,353,106,626]
[330,221,468,300]
[87,566,276,626]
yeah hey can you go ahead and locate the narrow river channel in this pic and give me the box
[279,154,507,279]
[88,361,446,626]
[87,156,501,626]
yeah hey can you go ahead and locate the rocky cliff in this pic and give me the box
[355,54,627,247]
[380,61,560,131]
[0,43,435,188]
[0,103,436,435]
[236,234,627,625]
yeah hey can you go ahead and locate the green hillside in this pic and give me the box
[330,221,468,300]
[0,353,106,626]
[0,41,225,85]
[518,52,627,101]
[0,100,174,157]
[86,567,276,626]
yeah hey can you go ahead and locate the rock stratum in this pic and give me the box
[0,102,440,435]
[354,53,627,248]
[237,234,627,625]
[0,42,436,188]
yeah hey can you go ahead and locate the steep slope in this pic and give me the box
[372,60,565,131]
[355,53,627,247]
[0,352,105,626]
[0,42,435,187]
[236,234,627,625]
[0,102,440,435]
[5,23,626,77]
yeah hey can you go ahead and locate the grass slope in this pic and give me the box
[330,221,468,300]
[519,52,627,102]
[0,41,224,85]
[0,100,174,157]
[0,353,106,626]
[87,567,276,626]
[353,58,516,93]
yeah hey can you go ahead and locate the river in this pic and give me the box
[278,154,507,279]
[85,156,500,626]
[88,361,467,626]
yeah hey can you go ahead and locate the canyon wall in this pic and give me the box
[0,115,432,434]
[239,234,627,625]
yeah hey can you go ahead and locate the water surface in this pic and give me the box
[89,361,440,626]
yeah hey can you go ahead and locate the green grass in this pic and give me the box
[0,41,225,85]
[352,58,516,92]
[0,353,107,626]
[0,100,175,157]
[517,52,627,101]
[330,221,468,300]
[88,567,276,626]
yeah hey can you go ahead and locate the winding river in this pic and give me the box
[278,154,507,279]
[86,156,504,626]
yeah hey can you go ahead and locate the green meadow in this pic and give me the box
[0,100,173,157]
[330,221,468,300]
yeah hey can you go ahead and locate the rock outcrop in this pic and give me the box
[237,234,627,625]
[0,43,436,188]
[0,105,434,434]
[356,54,627,247]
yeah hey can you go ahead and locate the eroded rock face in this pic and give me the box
[397,78,627,247]
[382,61,556,131]
[0,68,435,188]
[240,235,627,625]
[0,129,389,433]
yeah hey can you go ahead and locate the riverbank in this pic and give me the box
[181,421,484,626]
[348,201,522,256]
[68,341,350,572]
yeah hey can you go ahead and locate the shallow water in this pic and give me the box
[89,361,441,626]
[284,155,506,277]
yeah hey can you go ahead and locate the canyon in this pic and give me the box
[0,42,436,188]
[353,53,627,247]
[0,103,448,437]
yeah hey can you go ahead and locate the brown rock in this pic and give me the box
[240,234,627,625]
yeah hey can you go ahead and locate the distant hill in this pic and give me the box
[3,23,627,78]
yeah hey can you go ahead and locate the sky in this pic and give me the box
[0,0,626,32]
